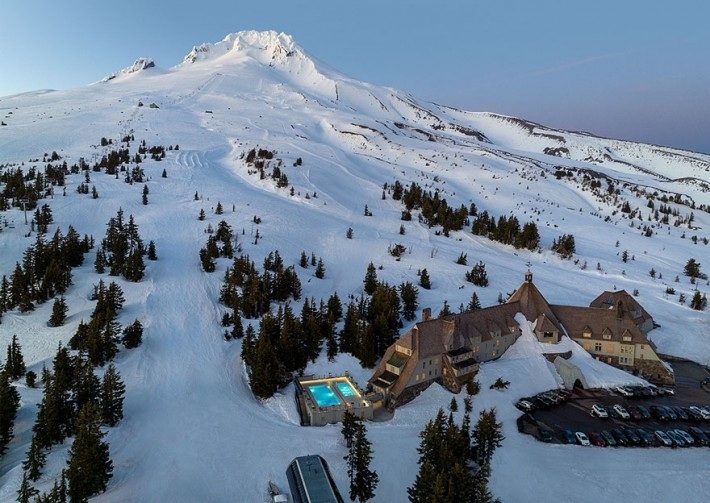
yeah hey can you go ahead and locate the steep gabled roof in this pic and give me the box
[506,275,564,333]
[589,290,653,326]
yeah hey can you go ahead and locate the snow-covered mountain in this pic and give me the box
[1,30,709,502]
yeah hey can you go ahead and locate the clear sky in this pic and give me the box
[2,0,709,153]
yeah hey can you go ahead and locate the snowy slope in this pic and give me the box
[1,30,709,502]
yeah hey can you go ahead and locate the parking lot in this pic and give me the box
[518,358,710,447]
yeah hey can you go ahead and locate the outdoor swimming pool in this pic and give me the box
[308,384,342,407]
[335,380,357,397]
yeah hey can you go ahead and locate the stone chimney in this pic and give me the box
[616,300,624,320]
[422,307,432,322]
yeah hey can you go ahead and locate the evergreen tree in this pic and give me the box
[6,335,27,380]
[315,258,326,279]
[0,364,21,455]
[299,251,308,268]
[419,269,431,290]
[198,209,206,221]
[684,258,702,279]
[22,434,46,481]
[467,292,482,311]
[66,403,113,502]
[690,290,706,311]
[363,262,378,296]
[346,227,353,239]
[100,364,125,427]
[122,319,143,349]
[438,300,452,318]
[399,282,419,321]
[341,409,358,448]
[48,296,68,327]
[215,201,223,215]
[345,422,378,503]
[141,184,149,205]
[472,408,504,467]
[147,240,157,260]
[16,472,39,503]
[249,331,281,399]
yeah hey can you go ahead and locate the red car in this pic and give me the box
[589,432,606,447]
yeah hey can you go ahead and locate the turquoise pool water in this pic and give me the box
[308,384,341,407]
[336,381,357,397]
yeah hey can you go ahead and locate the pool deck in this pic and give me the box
[295,374,376,426]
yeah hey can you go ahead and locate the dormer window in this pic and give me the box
[602,334,612,340]
[583,331,592,338]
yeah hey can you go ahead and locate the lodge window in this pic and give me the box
[543,331,553,338]
[594,343,602,352]
[603,334,611,340]
[583,343,591,351]
[583,332,591,338]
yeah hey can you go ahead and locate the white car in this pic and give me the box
[615,386,633,397]
[575,432,590,446]
[689,405,710,420]
[612,404,630,420]
[591,403,608,418]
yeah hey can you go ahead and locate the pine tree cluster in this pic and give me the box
[219,250,303,319]
[0,226,92,314]
[389,180,470,236]
[551,233,576,259]
[407,407,502,503]
[471,211,540,250]
[241,297,342,398]
[94,209,150,281]
[465,261,489,287]
[69,280,136,365]
[22,344,123,498]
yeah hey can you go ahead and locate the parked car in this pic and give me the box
[658,386,675,395]
[611,428,629,446]
[621,428,641,445]
[685,406,704,421]
[663,406,678,421]
[612,404,630,420]
[575,431,590,446]
[589,432,606,447]
[538,427,553,442]
[626,405,642,420]
[591,403,609,418]
[636,405,651,420]
[615,386,633,397]
[635,428,654,446]
[671,406,688,421]
[516,399,535,412]
[563,429,577,444]
[666,429,685,447]
[601,430,617,447]
[650,405,670,421]
[689,405,710,420]
[688,427,710,446]
[654,430,673,447]
[673,429,694,446]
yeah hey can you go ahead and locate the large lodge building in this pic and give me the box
[369,272,673,409]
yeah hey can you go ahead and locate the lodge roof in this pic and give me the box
[551,304,648,344]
